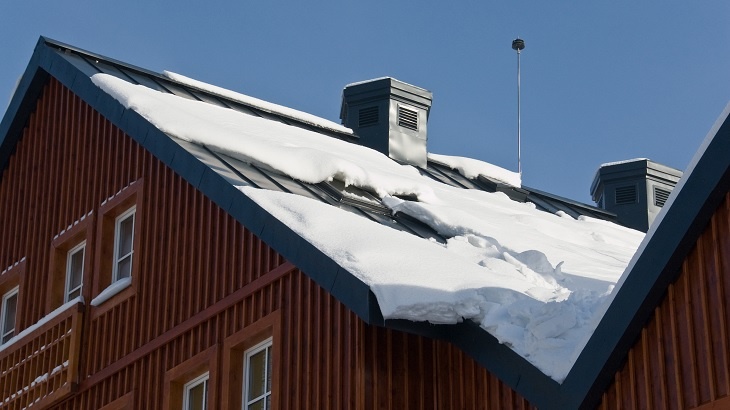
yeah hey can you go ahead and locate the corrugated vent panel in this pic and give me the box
[654,186,670,207]
[615,185,637,205]
[397,105,418,131]
[358,106,379,127]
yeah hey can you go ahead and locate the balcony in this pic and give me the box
[0,300,83,409]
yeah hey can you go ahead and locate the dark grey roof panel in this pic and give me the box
[525,195,560,214]
[226,101,261,117]
[121,70,171,93]
[91,60,140,84]
[169,137,252,187]
[423,164,469,188]
[215,153,282,191]
[57,52,102,77]
[187,89,230,108]
[262,169,324,201]
[161,81,199,100]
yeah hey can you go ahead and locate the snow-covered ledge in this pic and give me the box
[0,296,84,353]
[91,278,132,307]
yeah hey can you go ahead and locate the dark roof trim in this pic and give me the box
[561,106,730,409]
[0,40,50,181]
[4,37,726,410]
[0,37,569,408]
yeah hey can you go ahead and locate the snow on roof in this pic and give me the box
[428,153,521,187]
[598,158,650,168]
[344,76,430,92]
[163,71,353,136]
[91,73,644,382]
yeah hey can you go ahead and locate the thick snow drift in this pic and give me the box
[92,73,644,382]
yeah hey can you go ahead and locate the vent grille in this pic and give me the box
[358,106,379,127]
[398,106,418,131]
[615,185,637,205]
[654,186,671,207]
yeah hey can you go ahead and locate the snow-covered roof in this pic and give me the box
[91,72,644,382]
[6,37,730,409]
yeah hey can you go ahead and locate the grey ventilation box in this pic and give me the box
[340,78,432,167]
[590,159,683,232]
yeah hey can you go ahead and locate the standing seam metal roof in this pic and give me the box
[3,37,727,409]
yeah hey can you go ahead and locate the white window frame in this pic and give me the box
[183,372,209,410]
[112,206,136,282]
[1,286,19,345]
[64,241,86,302]
[243,338,273,410]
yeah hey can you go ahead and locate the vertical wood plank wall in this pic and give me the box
[0,78,533,409]
[599,192,730,410]
[363,326,535,410]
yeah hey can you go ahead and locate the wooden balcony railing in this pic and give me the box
[0,300,83,409]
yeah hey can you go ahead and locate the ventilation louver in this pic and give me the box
[654,186,670,207]
[358,106,379,127]
[397,105,418,131]
[615,185,637,205]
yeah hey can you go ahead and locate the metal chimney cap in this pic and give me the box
[512,38,525,51]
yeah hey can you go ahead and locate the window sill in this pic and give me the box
[90,278,134,317]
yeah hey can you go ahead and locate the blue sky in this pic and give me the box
[1,2,728,203]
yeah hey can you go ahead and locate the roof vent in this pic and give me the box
[358,106,379,128]
[340,78,432,167]
[615,185,637,205]
[654,186,670,207]
[397,105,419,131]
[590,159,682,232]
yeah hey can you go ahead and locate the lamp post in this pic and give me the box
[512,37,525,175]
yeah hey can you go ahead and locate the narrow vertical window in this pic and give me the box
[65,242,85,302]
[244,339,273,410]
[1,287,19,344]
[183,373,209,410]
[113,207,136,282]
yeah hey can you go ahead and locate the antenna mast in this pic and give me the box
[512,37,525,175]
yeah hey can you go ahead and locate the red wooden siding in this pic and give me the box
[599,192,730,410]
[363,326,535,410]
[0,78,534,409]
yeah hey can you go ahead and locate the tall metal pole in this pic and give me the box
[512,38,525,175]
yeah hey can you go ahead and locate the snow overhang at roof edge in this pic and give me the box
[4,38,566,408]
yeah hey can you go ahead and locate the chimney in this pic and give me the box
[340,78,433,167]
[590,159,683,232]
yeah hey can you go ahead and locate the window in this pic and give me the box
[93,181,142,308]
[221,312,280,409]
[65,242,85,302]
[243,339,272,410]
[48,214,92,311]
[112,207,135,282]
[183,373,209,410]
[1,286,19,344]
[163,346,217,409]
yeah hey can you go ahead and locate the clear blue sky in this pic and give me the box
[1,2,728,203]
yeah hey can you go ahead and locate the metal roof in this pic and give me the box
[40,39,616,241]
[3,37,727,409]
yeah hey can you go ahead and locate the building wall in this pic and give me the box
[599,192,730,410]
[0,78,532,409]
